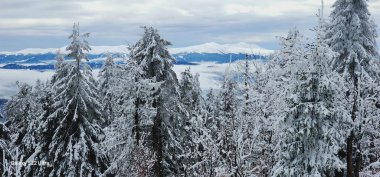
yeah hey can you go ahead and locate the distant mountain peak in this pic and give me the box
[169,42,272,55]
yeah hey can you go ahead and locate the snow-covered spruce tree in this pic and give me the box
[214,70,240,176]
[215,58,262,177]
[326,0,378,77]
[178,68,211,176]
[179,67,203,112]
[127,26,188,176]
[239,55,254,121]
[102,58,159,177]
[204,88,218,131]
[194,88,219,176]
[247,28,305,176]
[264,28,305,134]
[359,63,380,176]
[30,23,107,177]
[236,54,255,135]
[272,23,350,177]
[51,50,68,84]
[98,55,119,125]
[325,0,379,175]
[249,62,275,176]
[35,51,67,166]
[272,27,305,70]
[0,123,11,176]
[234,54,259,176]
[23,82,56,177]
[5,83,40,166]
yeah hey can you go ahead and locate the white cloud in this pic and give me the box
[0,69,54,99]
[0,62,227,99]
[0,0,379,50]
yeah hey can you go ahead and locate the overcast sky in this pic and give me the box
[1,0,380,51]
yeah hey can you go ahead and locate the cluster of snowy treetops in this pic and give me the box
[1,0,380,176]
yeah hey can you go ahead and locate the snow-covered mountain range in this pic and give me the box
[170,42,272,55]
[0,42,271,70]
[0,45,129,55]
[0,42,272,55]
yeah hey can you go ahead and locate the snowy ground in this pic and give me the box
[0,61,258,99]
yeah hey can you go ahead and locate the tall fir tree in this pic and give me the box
[215,70,239,176]
[0,123,11,176]
[5,82,41,173]
[29,23,107,177]
[326,0,379,176]
[236,55,258,176]
[22,52,64,176]
[128,26,187,176]
[98,55,119,125]
[248,28,306,175]
[179,68,202,112]
[193,88,220,176]
[178,68,208,176]
[103,59,158,177]
[272,22,350,177]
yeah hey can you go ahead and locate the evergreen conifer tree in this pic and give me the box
[326,0,379,175]
[29,23,107,177]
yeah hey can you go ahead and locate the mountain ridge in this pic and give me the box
[0,42,273,55]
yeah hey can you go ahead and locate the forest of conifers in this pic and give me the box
[1,0,380,176]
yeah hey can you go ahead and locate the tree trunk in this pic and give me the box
[152,99,164,177]
[354,142,362,177]
[133,97,140,144]
[347,71,359,177]
[347,133,354,177]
